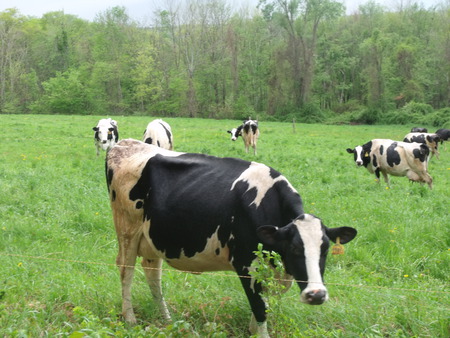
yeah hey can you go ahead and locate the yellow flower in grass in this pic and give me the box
[403,274,409,278]
[18,262,23,267]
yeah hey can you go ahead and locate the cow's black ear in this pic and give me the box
[257,225,291,246]
[93,127,99,131]
[346,148,354,154]
[227,130,232,134]
[325,226,357,244]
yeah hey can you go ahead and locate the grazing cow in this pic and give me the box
[403,133,440,159]
[143,119,173,150]
[435,128,450,145]
[93,118,119,156]
[228,119,260,155]
[346,139,432,189]
[410,127,428,133]
[106,139,357,337]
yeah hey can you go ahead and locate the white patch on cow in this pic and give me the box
[230,128,238,141]
[230,162,297,207]
[145,225,235,273]
[354,145,364,165]
[295,214,328,303]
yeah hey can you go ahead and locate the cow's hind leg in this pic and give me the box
[141,258,171,321]
[116,243,139,324]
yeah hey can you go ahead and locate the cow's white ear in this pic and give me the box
[325,226,357,244]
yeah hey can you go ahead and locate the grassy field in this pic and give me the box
[0,114,448,337]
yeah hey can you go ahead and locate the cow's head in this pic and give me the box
[346,141,372,167]
[93,123,116,151]
[257,214,357,305]
[425,134,441,157]
[227,128,240,141]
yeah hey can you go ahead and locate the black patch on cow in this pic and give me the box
[386,143,401,167]
[157,141,161,147]
[94,130,99,141]
[360,141,372,167]
[379,145,384,155]
[215,248,220,255]
[136,201,143,209]
[144,137,153,144]
[112,190,116,202]
[413,145,429,162]
[372,154,378,168]
[409,134,426,143]
[159,122,173,148]
[128,152,304,261]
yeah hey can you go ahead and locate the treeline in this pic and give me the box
[1,0,449,125]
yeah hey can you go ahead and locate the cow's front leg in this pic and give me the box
[141,258,171,321]
[238,272,269,337]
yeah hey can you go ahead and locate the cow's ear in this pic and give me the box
[257,225,290,246]
[227,130,232,134]
[93,127,99,131]
[346,148,354,154]
[325,226,357,244]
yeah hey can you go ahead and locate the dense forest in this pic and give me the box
[1,0,449,125]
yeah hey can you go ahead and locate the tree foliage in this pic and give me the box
[0,1,449,126]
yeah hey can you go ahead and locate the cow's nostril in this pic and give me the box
[306,289,326,305]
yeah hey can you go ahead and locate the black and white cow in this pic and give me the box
[143,119,173,150]
[106,139,357,337]
[93,118,119,156]
[228,119,260,155]
[403,133,440,159]
[346,139,432,189]
[410,127,428,133]
[435,128,450,146]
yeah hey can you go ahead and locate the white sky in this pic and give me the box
[0,0,446,22]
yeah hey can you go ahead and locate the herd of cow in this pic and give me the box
[92,117,447,337]
[346,127,449,189]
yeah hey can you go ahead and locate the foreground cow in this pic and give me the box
[93,118,119,156]
[106,139,357,337]
[346,139,432,189]
[410,127,428,133]
[143,119,173,150]
[403,133,440,159]
[228,119,260,155]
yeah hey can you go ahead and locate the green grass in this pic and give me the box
[0,114,448,337]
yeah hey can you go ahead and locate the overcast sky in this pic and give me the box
[1,0,445,22]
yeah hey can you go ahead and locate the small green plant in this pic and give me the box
[249,243,302,336]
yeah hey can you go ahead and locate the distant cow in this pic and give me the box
[346,139,432,189]
[106,139,357,337]
[93,118,119,156]
[228,119,260,155]
[143,119,173,150]
[410,127,428,133]
[435,128,450,145]
[403,133,440,159]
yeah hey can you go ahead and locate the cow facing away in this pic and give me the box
[93,118,119,156]
[346,139,432,189]
[106,139,357,337]
[143,119,173,150]
[228,119,260,155]
[403,133,440,159]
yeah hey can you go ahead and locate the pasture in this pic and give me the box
[0,114,448,337]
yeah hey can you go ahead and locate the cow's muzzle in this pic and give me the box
[356,161,363,166]
[304,289,327,305]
